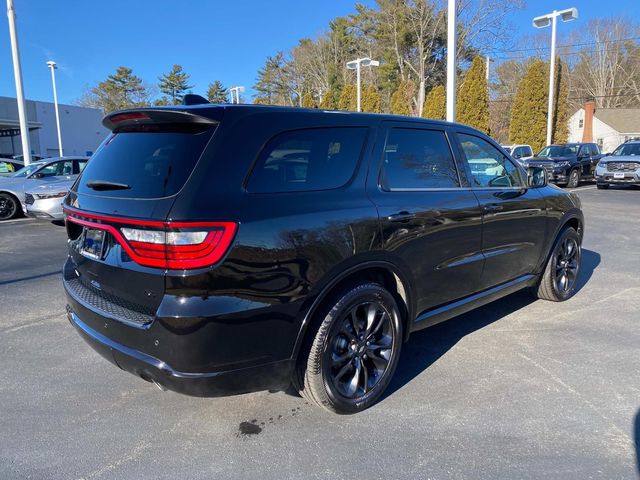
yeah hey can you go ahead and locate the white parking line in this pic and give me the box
[569,186,597,193]
[0,217,36,226]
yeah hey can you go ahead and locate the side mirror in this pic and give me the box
[528,167,547,188]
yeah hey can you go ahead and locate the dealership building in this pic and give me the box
[0,96,109,158]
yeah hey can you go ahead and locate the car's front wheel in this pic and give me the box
[0,193,19,220]
[567,169,580,188]
[535,227,582,302]
[296,283,403,414]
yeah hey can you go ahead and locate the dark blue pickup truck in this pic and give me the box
[524,143,602,188]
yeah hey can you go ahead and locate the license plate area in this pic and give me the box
[614,172,625,179]
[80,228,106,260]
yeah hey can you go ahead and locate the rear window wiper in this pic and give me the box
[86,180,131,191]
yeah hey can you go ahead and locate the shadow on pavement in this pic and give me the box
[0,270,61,286]
[384,248,600,400]
[575,249,600,292]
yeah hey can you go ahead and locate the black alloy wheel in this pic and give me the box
[326,301,394,399]
[553,236,580,295]
[535,226,582,302]
[296,283,402,414]
[0,193,18,220]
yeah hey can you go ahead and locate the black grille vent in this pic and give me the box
[64,276,154,327]
[24,193,34,205]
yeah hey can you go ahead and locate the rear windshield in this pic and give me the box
[76,128,215,198]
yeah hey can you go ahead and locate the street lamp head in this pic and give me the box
[532,15,552,29]
[533,7,578,28]
[47,60,57,69]
[347,57,380,69]
[559,7,578,22]
[346,60,359,70]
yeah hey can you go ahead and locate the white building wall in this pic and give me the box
[0,96,109,158]
[34,101,108,157]
[567,107,634,153]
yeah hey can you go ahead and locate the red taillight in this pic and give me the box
[64,207,237,270]
[109,112,151,124]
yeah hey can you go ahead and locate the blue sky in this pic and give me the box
[1,0,638,106]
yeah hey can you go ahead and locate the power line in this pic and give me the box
[488,91,640,103]
[486,36,640,55]
[491,42,640,61]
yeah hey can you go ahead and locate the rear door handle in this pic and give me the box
[483,204,503,214]
[387,211,415,223]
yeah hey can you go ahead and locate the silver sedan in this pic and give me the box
[24,179,74,221]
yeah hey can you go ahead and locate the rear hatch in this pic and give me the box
[63,108,227,327]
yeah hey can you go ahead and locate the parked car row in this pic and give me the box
[502,140,639,189]
[0,156,88,220]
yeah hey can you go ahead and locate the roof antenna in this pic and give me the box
[182,94,210,106]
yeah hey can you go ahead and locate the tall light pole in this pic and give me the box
[229,86,244,104]
[533,7,578,146]
[47,61,63,157]
[446,0,456,122]
[346,57,379,112]
[6,0,32,165]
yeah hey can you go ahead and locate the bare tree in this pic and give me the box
[570,18,640,108]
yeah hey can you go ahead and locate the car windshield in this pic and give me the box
[611,143,640,157]
[537,145,578,157]
[10,162,45,178]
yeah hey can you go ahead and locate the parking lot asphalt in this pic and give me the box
[0,185,638,480]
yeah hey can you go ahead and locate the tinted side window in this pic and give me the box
[458,133,525,188]
[38,161,73,177]
[524,146,533,157]
[381,128,459,189]
[247,127,366,193]
[76,159,88,174]
[590,144,600,155]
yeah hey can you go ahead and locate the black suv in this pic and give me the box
[526,143,602,188]
[63,105,584,414]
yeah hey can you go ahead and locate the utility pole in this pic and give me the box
[6,0,32,165]
[47,61,63,156]
[446,0,456,122]
[533,7,578,146]
[346,58,380,112]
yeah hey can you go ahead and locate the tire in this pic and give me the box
[535,227,582,302]
[596,183,609,190]
[295,282,403,414]
[567,169,580,188]
[0,192,19,221]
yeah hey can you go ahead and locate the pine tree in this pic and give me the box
[509,59,549,152]
[338,85,357,111]
[361,85,382,113]
[457,57,489,133]
[158,64,193,105]
[422,85,446,120]
[509,59,568,151]
[390,80,416,116]
[552,59,569,143]
[207,80,228,103]
[319,89,336,109]
[82,66,150,114]
[301,92,316,108]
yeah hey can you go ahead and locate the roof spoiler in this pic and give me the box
[103,109,218,132]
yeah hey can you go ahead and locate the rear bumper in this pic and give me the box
[66,305,294,397]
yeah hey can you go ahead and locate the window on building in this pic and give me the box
[578,119,584,128]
